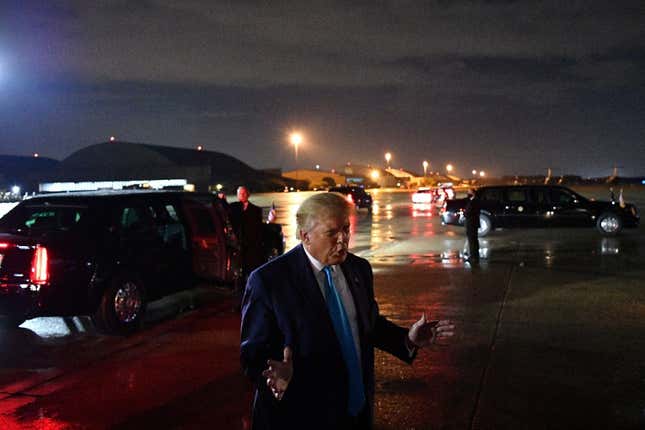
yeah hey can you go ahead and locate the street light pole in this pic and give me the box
[385,152,392,168]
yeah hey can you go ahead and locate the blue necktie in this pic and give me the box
[322,266,366,416]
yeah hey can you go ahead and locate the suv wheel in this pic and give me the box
[478,214,492,237]
[93,273,146,335]
[597,212,622,236]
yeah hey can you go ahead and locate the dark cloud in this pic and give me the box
[1,0,644,176]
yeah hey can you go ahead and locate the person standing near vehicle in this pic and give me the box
[463,189,480,263]
[240,192,455,429]
[230,186,265,278]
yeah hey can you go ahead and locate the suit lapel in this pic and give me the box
[292,244,328,314]
[340,259,370,335]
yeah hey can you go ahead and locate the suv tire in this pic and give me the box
[597,212,622,236]
[93,273,146,335]
[478,214,492,237]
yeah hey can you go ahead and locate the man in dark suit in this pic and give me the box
[241,192,454,430]
[230,186,265,278]
[463,189,480,263]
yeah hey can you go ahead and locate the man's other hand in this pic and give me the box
[262,346,293,400]
[408,313,455,348]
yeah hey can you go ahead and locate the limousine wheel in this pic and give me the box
[597,212,622,236]
[93,273,147,335]
[478,214,492,237]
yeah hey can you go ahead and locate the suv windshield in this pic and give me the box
[0,204,89,234]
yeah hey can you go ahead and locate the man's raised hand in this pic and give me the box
[262,346,293,400]
[408,313,455,348]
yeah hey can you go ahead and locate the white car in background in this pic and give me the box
[411,187,433,204]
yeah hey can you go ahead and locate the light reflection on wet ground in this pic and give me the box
[252,187,645,274]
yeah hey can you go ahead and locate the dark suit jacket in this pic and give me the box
[230,201,264,274]
[464,197,481,231]
[240,244,414,430]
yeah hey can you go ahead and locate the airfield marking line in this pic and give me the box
[469,258,517,430]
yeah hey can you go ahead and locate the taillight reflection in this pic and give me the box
[30,246,49,284]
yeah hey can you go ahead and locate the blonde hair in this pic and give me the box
[296,192,352,233]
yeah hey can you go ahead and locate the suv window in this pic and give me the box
[506,189,528,203]
[0,204,88,233]
[551,188,576,205]
[116,204,161,242]
[149,203,188,250]
[479,188,503,201]
[533,188,549,204]
[186,206,216,236]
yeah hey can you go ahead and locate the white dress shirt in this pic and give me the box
[302,246,362,363]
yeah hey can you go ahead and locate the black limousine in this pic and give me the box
[0,191,283,334]
[441,185,639,236]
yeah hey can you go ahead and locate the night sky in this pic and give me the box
[2,1,644,177]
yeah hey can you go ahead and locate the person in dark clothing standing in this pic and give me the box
[241,192,455,430]
[463,189,480,262]
[230,186,265,278]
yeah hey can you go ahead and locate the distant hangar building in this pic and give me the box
[40,141,296,193]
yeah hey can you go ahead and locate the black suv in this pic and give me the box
[0,191,283,334]
[328,186,373,210]
[442,185,639,236]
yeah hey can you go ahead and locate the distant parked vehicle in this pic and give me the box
[328,186,373,211]
[441,185,640,236]
[412,187,433,204]
[0,191,284,334]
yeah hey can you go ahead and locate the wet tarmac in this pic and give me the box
[1,187,644,429]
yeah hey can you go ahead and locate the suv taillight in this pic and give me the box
[30,245,49,285]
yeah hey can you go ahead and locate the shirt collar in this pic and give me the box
[302,244,332,273]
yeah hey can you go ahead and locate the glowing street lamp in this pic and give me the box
[422,160,429,176]
[370,169,380,181]
[446,163,454,173]
[472,169,477,176]
[290,132,303,163]
[479,170,486,177]
[385,152,392,168]
[196,145,203,151]
[33,153,39,158]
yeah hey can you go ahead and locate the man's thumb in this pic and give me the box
[283,346,293,363]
